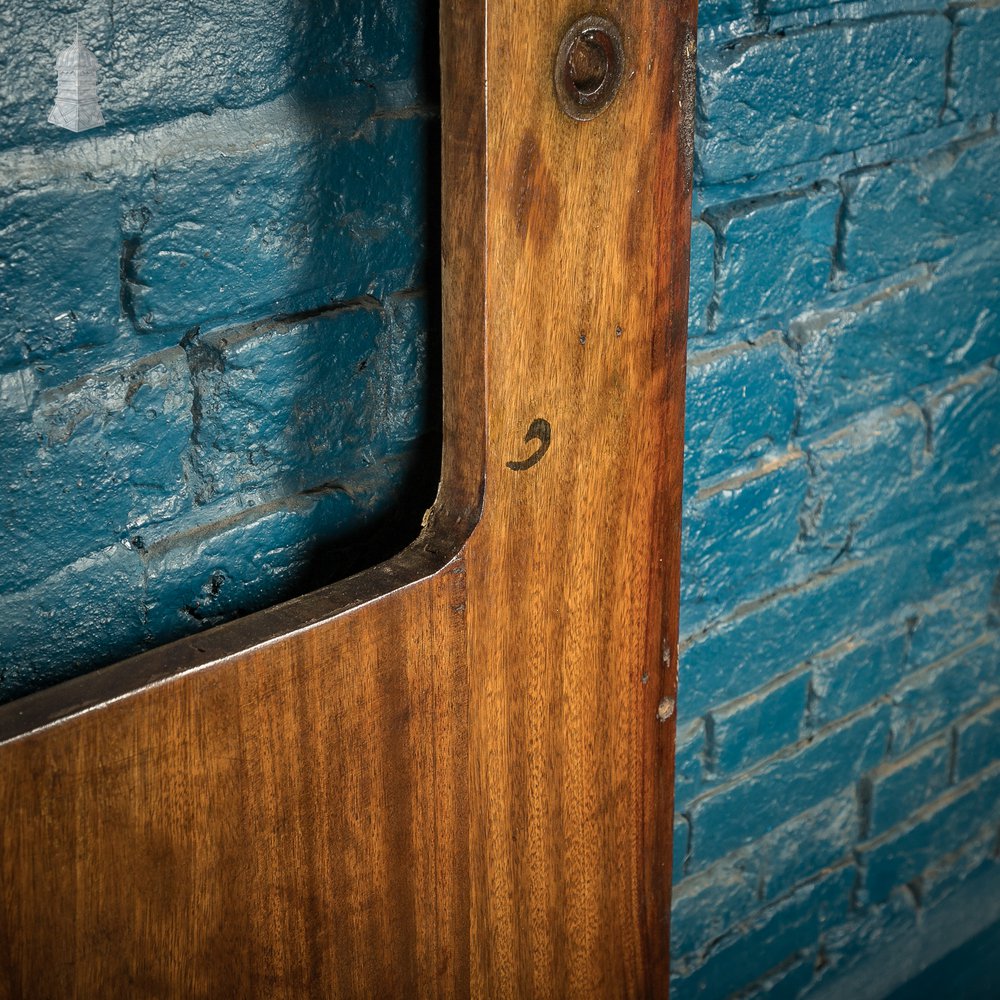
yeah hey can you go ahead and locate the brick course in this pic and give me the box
[674,0,1000,992]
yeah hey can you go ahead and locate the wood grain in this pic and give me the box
[467,3,695,992]
[1,564,470,999]
[0,0,696,994]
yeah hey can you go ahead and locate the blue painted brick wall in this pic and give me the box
[675,0,1000,994]
[0,0,438,701]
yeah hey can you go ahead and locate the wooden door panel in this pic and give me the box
[1,560,470,999]
[0,0,696,993]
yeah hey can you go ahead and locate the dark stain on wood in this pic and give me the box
[512,134,561,253]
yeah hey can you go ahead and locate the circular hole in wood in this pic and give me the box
[555,16,625,121]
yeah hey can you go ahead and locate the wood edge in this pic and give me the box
[639,2,699,986]
[0,524,467,746]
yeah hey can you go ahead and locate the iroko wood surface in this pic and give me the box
[0,0,696,994]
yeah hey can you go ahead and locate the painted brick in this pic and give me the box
[950,5,1000,119]
[886,508,1000,635]
[810,629,909,728]
[679,508,1000,728]
[143,453,419,644]
[840,134,1000,285]
[376,293,437,447]
[693,119,977,217]
[696,16,951,184]
[0,368,38,416]
[0,351,192,595]
[708,670,811,777]
[907,577,999,670]
[683,338,797,486]
[800,405,928,560]
[761,0,952,17]
[673,720,708,810]
[754,790,860,903]
[680,562,864,717]
[119,117,430,337]
[891,893,1000,1000]
[671,860,760,960]
[762,0,837,16]
[0,544,145,701]
[688,706,889,869]
[788,255,1000,436]
[697,0,751,29]
[0,184,121,374]
[955,699,1000,782]
[179,300,424,509]
[672,788,856,957]
[891,637,1000,755]
[675,0,1000,992]
[710,187,839,329]
[922,368,1000,508]
[0,0,427,152]
[807,890,920,998]
[920,819,1000,910]
[743,953,816,1000]
[680,458,810,632]
[865,735,952,838]
[687,220,715,340]
[671,867,853,1000]
[797,370,1000,568]
[678,537,953,719]
[0,2,437,701]
[143,491,353,642]
[674,814,692,883]
[859,766,1000,902]
[827,371,1000,563]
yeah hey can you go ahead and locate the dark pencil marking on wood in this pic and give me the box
[506,418,552,471]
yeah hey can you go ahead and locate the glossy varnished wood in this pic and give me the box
[0,0,695,994]
[1,566,469,998]
[467,2,695,992]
